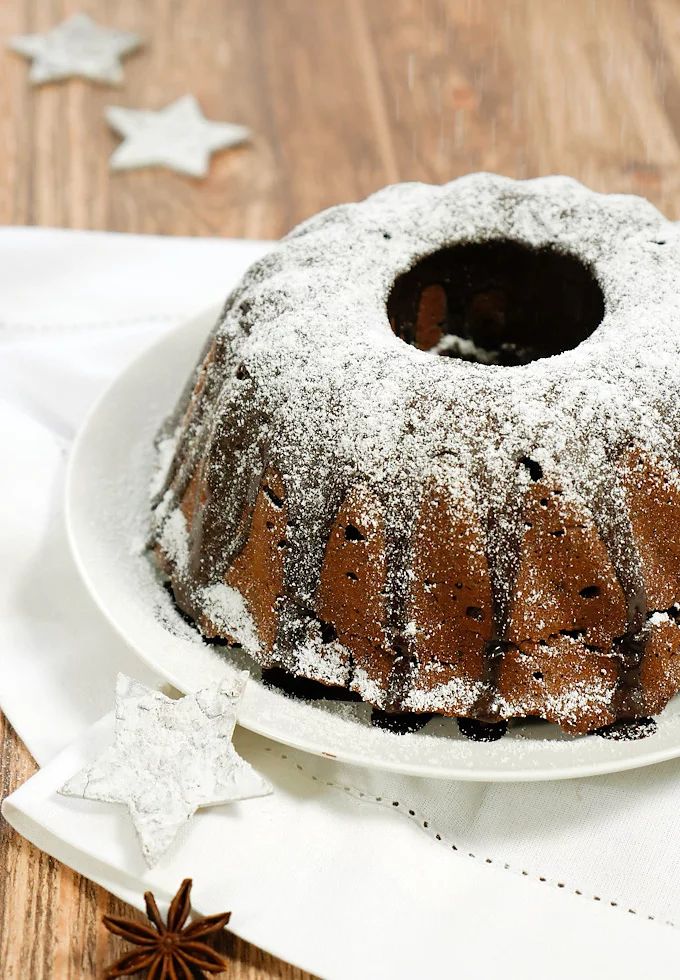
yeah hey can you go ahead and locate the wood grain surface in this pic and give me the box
[1,0,680,976]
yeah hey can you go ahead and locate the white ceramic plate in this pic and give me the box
[65,306,680,781]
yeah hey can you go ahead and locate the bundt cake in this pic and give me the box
[150,173,680,737]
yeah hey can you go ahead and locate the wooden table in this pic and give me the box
[1,0,679,975]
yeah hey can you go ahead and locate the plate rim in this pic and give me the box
[64,308,680,782]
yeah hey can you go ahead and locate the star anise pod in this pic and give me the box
[102,878,231,979]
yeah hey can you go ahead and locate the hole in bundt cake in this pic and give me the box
[345,571,358,580]
[579,585,601,599]
[345,523,366,541]
[387,239,604,365]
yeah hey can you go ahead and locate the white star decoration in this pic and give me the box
[60,673,271,867]
[9,13,142,86]
[106,95,251,178]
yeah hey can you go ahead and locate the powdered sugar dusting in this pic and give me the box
[405,676,486,714]
[158,507,188,572]
[149,433,177,499]
[201,582,262,653]
[294,638,352,687]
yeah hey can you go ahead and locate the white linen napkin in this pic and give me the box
[2,227,680,979]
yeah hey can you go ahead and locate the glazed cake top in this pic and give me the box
[207,177,673,550]
[216,172,680,481]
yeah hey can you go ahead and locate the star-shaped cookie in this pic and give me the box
[60,673,271,867]
[106,94,251,178]
[9,13,142,86]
